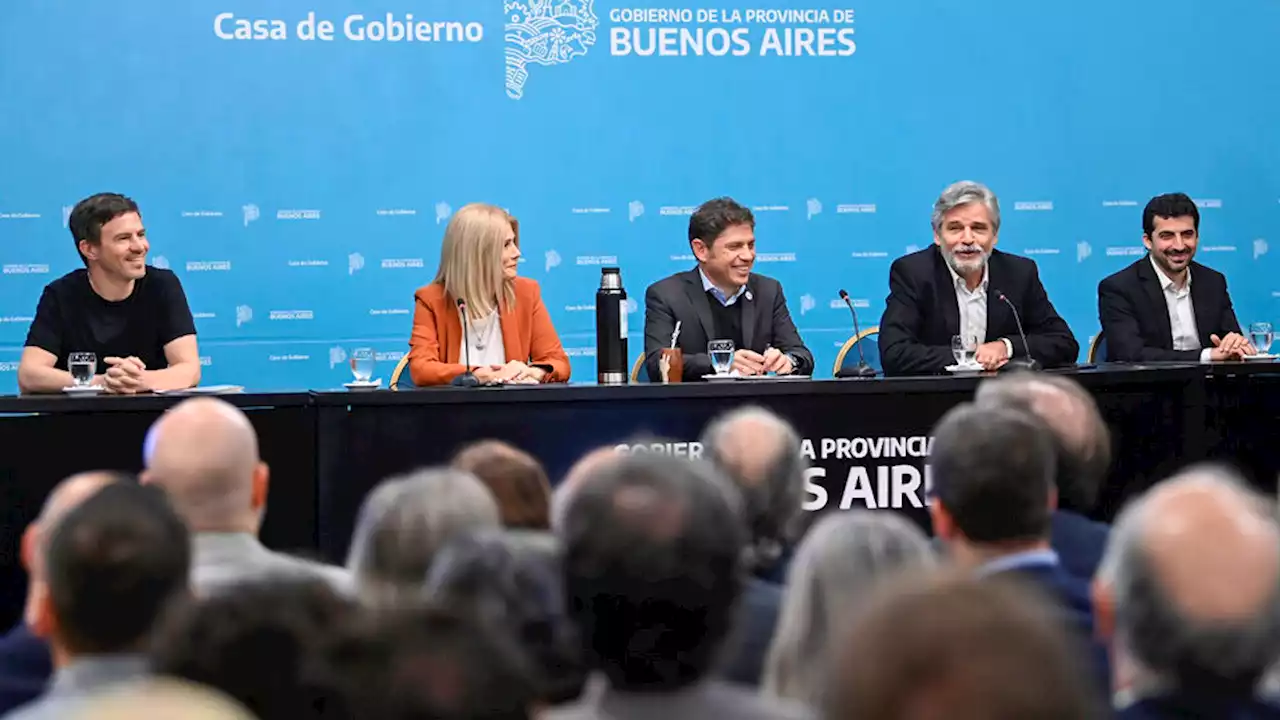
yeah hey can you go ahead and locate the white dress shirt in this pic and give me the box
[944,262,1013,357]
[1150,256,1212,363]
[459,307,506,367]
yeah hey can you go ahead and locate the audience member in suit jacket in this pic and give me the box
[880,181,1078,376]
[644,198,813,382]
[1098,192,1256,363]
[0,472,124,715]
[929,403,1110,698]
[1096,466,1280,719]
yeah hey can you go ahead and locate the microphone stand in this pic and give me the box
[451,298,481,387]
[995,290,1041,371]
[837,289,877,379]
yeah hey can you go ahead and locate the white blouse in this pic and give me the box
[459,307,505,367]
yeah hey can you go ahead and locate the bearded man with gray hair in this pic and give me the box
[879,180,1078,375]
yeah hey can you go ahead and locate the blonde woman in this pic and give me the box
[762,512,936,709]
[407,203,570,386]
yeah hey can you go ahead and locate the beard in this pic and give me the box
[943,244,990,277]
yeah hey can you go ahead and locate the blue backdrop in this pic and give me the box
[1,0,1277,390]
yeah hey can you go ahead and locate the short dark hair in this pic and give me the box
[45,481,190,655]
[1142,192,1199,237]
[688,197,754,248]
[930,403,1057,543]
[326,604,538,720]
[68,193,141,267]
[151,578,358,720]
[426,531,587,703]
[974,374,1112,512]
[452,441,552,530]
[828,571,1099,720]
[562,453,746,691]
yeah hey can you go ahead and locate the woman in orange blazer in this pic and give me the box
[408,203,571,386]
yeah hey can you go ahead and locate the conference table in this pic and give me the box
[0,362,1276,626]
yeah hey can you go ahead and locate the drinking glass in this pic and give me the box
[950,334,976,366]
[1250,322,1274,354]
[707,339,735,375]
[68,352,96,386]
[350,347,375,382]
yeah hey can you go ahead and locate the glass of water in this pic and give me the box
[68,352,96,386]
[951,334,977,366]
[707,339,735,375]
[350,347,375,382]
[1250,322,1274,354]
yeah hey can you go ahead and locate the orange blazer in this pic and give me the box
[408,277,571,386]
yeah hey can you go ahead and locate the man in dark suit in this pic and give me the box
[1098,192,1256,363]
[930,403,1110,699]
[643,197,813,382]
[975,373,1112,581]
[880,181,1078,376]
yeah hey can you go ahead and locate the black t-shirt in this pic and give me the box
[24,268,197,374]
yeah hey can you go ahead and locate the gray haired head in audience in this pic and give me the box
[1094,463,1280,694]
[345,466,501,605]
[975,372,1112,512]
[700,405,807,574]
[762,511,935,708]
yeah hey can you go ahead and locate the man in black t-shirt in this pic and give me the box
[17,193,200,395]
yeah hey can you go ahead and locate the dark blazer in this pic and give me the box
[0,624,51,715]
[1120,693,1280,719]
[879,246,1078,376]
[718,577,781,687]
[1051,510,1110,582]
[643,269,814,381]
[1098,256,1242,362]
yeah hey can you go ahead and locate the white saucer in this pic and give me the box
[701,373,738,382]
[344,379,382,391]
[944,364,984,374]
[731,374,812,381]
[1245,354,1278,363]
[61,385,103,395]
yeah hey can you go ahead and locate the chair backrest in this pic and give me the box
[629,352,648,383]
[833,326,882,376]
[1087,331,1107,363]
[390,354,413,389]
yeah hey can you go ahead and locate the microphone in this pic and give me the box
[451,298,481,387]
[994,290,1040,371]
[836,289,877,378]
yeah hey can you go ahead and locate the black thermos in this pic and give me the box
[596,267,628,385]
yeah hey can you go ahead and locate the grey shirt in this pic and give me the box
[545,676,813,720]
[2,654,147,720]
[192,532,352,597]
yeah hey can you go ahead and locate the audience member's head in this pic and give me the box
[326,604,538,719]
[975,373,1112,512]
[426,531,587,703]
[345,467,500,605]
[22,471,123,630]
[151,578,358,720]
[70,679,256,720]
[701,405,806,573]
[142,397,268,535]
[763,512,935,707]
[827,570,1099,720]
[929,402,1058,568]
[37,482,190,664]
[452,440,552,530]
[1094,464,1280,694]
[562,453,746,692]
[550,445,619,532]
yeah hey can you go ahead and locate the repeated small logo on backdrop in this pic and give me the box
[504,0,598,99]
[242,204,260,227]
[62,205,74,228]
[806,199,822,220]
[235,305,253,327]
[629,201,644,222]
[800,293,816,315]
[624,297,638,314]
[1077,241,1092,263]
[2,264,49,274]
[152,256,170,270]
[545,250,562,272]
[1255,239,1269,260]
[904,244,920,255]
[349,253,365,275]
[435,202,452,225]
[329,346,347,369]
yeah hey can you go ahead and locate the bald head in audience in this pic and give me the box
[142,397,267,534]
[550,446,620,532]
[1094,465,1280,691]
[22,471,123,629]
